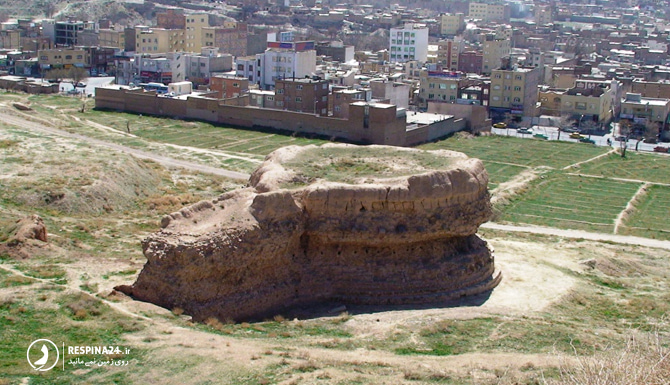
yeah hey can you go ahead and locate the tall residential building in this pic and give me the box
[534,4,554,25]
[240,41,317,90]
[458,51,483,74]
[202,23,248,57]
[439,13,465,36]
[135,26,185,54]
[489,65,540,118]
[389,23,429,63]
[482,35,510,75]
[185,12,211,53]
[468,2,511,22]
[436,38,463,71]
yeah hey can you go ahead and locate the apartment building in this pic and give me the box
[436,38,463,71]
[257,41,317,90]
[389,23,429,63]
[38,48,88,71]
[369,78,410,110]
[482,35,510,75]
[42,20,97,46]
[183,49,233,86]
[98,29,125,49]
[468,2,510,22]
[135,26,185,54]
[439,13,465,36]
[458,51,483,74]
[202,23,248,57]
[274,77,329,115]
[489,65,540,118]
[418,70,463,109]
[620,93,670,128]
[540,79,619,124]
[185,13,210,53]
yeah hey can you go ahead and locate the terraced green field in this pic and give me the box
[619,184,670,239]
[576,151,670,185]
[419,134,609,169]
[500,174,642,233]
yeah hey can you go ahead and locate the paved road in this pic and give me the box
[0,110,250,181]
[482,222,670,250]
[491,126,669,153]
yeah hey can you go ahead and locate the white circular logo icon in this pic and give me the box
[27,339,59,371]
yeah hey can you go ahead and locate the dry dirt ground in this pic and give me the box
[1,97,669,385]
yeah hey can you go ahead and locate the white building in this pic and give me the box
[258,41,317,90]
[389,23,429,64]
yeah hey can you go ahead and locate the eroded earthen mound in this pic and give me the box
[120,144,501,321]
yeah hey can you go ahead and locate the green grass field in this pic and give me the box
[618,184,670,239]
[419,135,608,169]
[575,151,670,185]
[482,161,529,190]
[499,174,642,233]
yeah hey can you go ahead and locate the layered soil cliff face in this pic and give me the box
[121,144,501,322]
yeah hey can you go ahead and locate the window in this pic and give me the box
[493,85,501,90]
[322,96,327,101]
[504,97,510,102]
[295,97,302,102]
[492,96,500,101]
[513,97,520,102]
[439,83,447,89]
[514,86,521,91]
[277,101,284,107]
[232,83,239,87]
[334,105,341,112]
[277,89,284,94]
[296,85,303,90]
[576,102,586,110]
[237,64,244,70]
[515,75,522,80]
[267,96,274,101]
[504,86,510,91]
[40,56,47,60]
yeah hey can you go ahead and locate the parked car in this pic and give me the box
[493,122,507,128]
[615,135,627,142]
[533,133,548,140]
[517,127,533,134]
[579,137,596,144]
[654,146,669,153]
[570,132,585,139]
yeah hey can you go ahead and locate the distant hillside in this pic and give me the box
[0,0,153,26]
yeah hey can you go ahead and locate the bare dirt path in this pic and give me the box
[563,148,617,170]
[0,110,250,180]
[566,172,670,187]
[482,221,670,250]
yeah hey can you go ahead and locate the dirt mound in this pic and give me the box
[121,144,500,322]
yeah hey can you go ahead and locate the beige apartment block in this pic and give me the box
[99,29,125,49]
[440,13,464,36]
[185,13,210,53]
[489,66,540,116]
[135,27,185,54]
[482,36,510,75]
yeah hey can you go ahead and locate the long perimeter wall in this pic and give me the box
[95,87,466,146]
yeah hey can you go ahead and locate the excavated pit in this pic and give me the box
[118,143,502,322]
